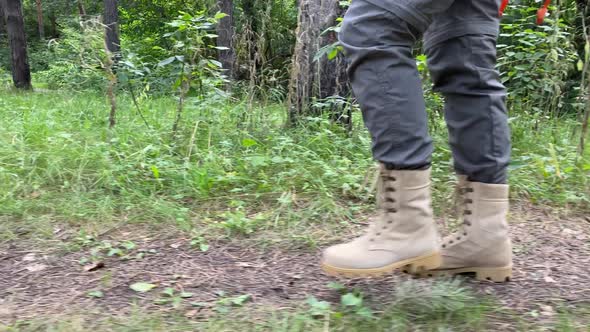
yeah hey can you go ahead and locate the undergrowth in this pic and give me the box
[0,89,588,244]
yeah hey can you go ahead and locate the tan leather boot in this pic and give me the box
[321,164,441,277]
[421,177,513,282]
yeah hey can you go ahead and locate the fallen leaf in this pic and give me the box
[180,292,194,298]
[84,261,105,272]
[130,282,156,293]
[87,290,104,298]
[540,305,554,316]
[236,262,255,268]
[235,262,264,268]
[29,191,41,199]
[25,263,47,272]
[185,309,199,318]
[0,305,13,316]
[562,228,579,235]
[190,302,209,307]
[22,253,36,262]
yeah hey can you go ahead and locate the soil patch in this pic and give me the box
[1,205,589,324]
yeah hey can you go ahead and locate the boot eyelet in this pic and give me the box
[386,187,396,192]
[387,208,397,213]
[387,220,393,224]
[457,237,461,240]
[376,232,381,236]
[382,226,387,230]
[369,238,375,242]
[464,210,472,215]
[449,241,454,244]
[463,232,468,236]
[467,188,474,193]
[387,176,397,181]
[385,198,396,203]
[442,244,446,248]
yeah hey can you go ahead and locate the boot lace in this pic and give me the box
[370,170,397,241]
[442,186,474,248]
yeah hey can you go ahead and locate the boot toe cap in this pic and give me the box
[322,243,393,270]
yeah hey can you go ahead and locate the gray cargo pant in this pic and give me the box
[340,0,510,184]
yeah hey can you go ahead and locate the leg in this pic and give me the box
[340,0,433,169]
[320,0,449,277]
[426,0,511,184]
[420,0,513,282]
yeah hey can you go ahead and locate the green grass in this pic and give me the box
[2,279,588,331]
[1,89,589,243]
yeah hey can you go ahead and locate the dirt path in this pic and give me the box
[1,205,589,325]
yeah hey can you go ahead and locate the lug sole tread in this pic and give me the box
[321,251,441,278]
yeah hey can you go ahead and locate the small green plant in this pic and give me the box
[78,239,146,265]
[86,290,104,298]
[306,296,332,318]
[154,287,194,308]
[219,210,259,236]
[158,11,229,135]
[214,293,252,313]
[308,284,373,322]
[190,233,210,252]
[339,292,373,320]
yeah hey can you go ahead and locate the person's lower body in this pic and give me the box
[320,0,513,282]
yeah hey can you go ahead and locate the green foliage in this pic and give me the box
[498,2,581,116]
[0,89,588,242]
[154,287,194,308]
[35,18,108,91]
[157,11,228,98]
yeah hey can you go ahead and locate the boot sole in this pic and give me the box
[321,251,441,278]
[417,265,513,283]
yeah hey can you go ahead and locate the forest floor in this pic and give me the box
[1,203,589,331]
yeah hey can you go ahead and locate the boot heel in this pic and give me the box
[407,252,442,274]
[474,266,512,282]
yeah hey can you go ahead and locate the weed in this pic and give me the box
[154,287,194,309]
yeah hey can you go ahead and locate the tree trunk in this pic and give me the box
[35,0,44,39]
[0,2,5,37]
[78,0,86,17]
[287,0,348,125]
[216,0,235,79]
[1,0,32,90]
[103,0,120,55]
[49,13,56,38]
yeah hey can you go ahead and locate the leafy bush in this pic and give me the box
[36,18,108,91]
[498,2,581,116]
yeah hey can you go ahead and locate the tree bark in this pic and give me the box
[35,0,44,39]
[78,0,86,17]
[49,13,56,38]
[1,0,32,90]
[103,0,120,55]
[287,0,348,125]
[216,0,235,79]
[0,2,5,37]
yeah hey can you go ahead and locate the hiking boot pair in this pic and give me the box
[321,164,512,282]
